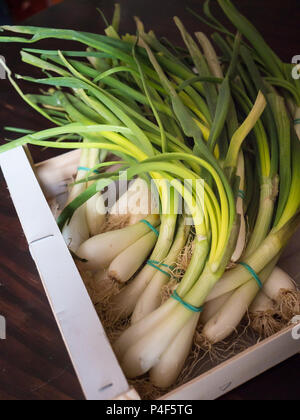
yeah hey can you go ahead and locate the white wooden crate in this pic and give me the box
[1,146,299,400]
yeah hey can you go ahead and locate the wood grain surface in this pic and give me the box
[0,0,299,401]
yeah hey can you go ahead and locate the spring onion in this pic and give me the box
[0,0,299,392]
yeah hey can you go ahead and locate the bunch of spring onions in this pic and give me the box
[0,0,299,390]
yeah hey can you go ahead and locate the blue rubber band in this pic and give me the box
[147,260,172,277]
[140,219,159,237]
[238,190,246,200]
[171,290,203,313]
[238,262,263,289]
[294,119,300,125]
[78,166,100,174]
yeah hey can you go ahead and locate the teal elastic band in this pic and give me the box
[171,290,203,313]
[78,166,99,174]
[147,260,172,277]
[294,119,300,125]
[238,262,263,289]
[238,190,246,200]
[140,219,159,237]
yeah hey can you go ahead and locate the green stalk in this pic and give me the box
[267,94,292,226]
[112,3,121,33]
[42,53,173,117]
[75,90,121,126]
[224,91,267,177]
[18,74,155,156]
[207,214,300,301]
[187,4,233,37]
[176,237,210,298]
[265,77,300,106]
[243,176,278,259]
[150,215,178,276]
[244,154,255,214]
[174,17,217,119]
[206,76,230,152]
[0,58,62,125]
[276,133,300,230]
[133,41,168,153]
[21,50,69,76]
[217,0,283,78]
[239,46,279,176]
[0,25,162,81]
[231,84,271,179]
[195,32,224,79]
[66,93,105,123]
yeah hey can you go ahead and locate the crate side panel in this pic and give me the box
[0,147,61,243]
[30,236,130,400]
[163,328,300,400]
[0,147,130,400]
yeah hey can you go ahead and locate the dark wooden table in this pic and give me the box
[0,0,299,401]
